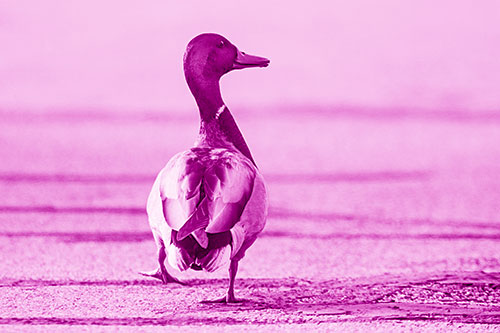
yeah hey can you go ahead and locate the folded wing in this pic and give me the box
[158,148,256,246]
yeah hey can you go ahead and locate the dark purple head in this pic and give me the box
[183,33,270,83]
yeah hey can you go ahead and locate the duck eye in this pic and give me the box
[218,40,225,48]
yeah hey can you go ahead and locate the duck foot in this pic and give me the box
[201,294,241,304]
[202,260,241,304]
[139,268,185,285]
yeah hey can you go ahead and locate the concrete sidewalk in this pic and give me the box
[1,112,499,330]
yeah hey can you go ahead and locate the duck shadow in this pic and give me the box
[186,272,500,323]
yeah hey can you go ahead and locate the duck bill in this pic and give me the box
[232,49,270,70]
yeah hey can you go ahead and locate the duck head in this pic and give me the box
[183,33,269,119]
[184,33,269,82]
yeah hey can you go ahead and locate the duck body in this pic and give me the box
[141,33,269,302]
[147,138,267,273]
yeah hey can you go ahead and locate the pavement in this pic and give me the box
[0,110,499,331]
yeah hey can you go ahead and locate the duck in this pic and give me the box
[140,33,269,303]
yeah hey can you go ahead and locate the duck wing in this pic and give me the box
[229,171,268,260]
[156,148,256,248]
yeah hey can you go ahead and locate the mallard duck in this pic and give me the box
[141,33,269,303]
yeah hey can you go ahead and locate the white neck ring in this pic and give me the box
[215,105,225,120]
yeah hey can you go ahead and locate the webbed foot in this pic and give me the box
[139,268,185,285]
[201,294,241,304]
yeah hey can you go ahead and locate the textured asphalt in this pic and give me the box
[0,111,499,331]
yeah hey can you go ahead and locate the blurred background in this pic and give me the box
[1,2,500,325]
[1,0,500,114]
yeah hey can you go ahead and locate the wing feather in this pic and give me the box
[158,148,256,235]
[230,171,268,259]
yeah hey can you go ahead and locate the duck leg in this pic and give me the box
[202,259,241,303]
[226,259,239,302]
[140,244,184,285]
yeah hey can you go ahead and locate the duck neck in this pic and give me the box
[187,78,256,166]
[187,78,224,121]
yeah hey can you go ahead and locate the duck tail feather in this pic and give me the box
[177,197,210,241]
[192,229,209,249]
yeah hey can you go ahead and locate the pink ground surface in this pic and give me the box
[0,111,499,330]
[1,2,500,329]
